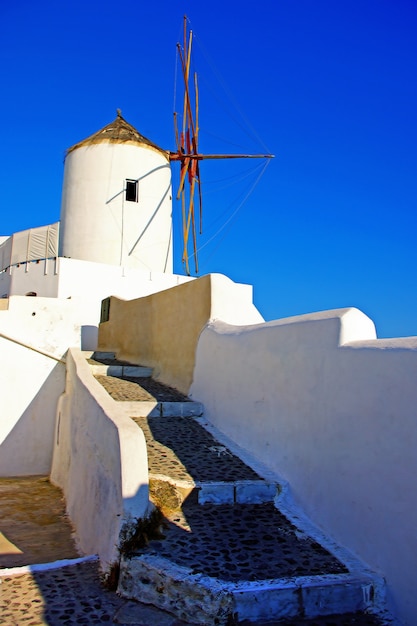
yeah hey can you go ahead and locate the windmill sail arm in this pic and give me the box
[170,152,274,161]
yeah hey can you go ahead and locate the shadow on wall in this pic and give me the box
[0,362,66,476]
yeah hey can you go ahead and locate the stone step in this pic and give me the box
[94,376,204,418]
[91,364,153,377]
[118,499,379,625]
[86,351,153,377]
[119,400,204,418]
[91,351,117,360]
[132,414,278,505]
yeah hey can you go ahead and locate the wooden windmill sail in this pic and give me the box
[169,16,274,275]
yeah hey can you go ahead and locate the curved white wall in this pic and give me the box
[59,143,172,272]
[190,309,417,624]
[0,296,80,475]
[51,348,149,572]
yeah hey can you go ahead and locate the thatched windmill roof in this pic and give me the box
[66,110,168,158]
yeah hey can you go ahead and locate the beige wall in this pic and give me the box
[98,276,211,394]
[98,273,263,394]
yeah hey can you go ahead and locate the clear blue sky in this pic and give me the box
[1,1,416,337]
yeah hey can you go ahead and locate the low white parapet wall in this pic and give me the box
[190,308,417,624]
[51,348,149,574]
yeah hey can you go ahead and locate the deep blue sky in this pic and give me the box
[1,1,416,337]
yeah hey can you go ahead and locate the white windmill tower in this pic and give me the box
[60,18,272,279]
[59,110,173,274]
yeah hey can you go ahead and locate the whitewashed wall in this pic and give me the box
[56,258,194,301]
[0,296,80,475]
[0,258,60,298]
[1,256,193,301]
[51,349,149,573]
[60,143,172,272]
[0,269,11,299]
[190,308,417,625]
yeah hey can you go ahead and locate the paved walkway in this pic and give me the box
[0,477,191,625]
[0,476,79,568]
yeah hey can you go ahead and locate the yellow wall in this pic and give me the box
[98,275,212,394]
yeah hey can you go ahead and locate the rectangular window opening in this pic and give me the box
[126,179,138,202]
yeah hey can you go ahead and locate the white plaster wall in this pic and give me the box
[4,259,59,297]
[56,257,194,301]
[51,349,149,572]
[190,308,417,624]
[0,295,96,475]
[0,269,11,298]
[0,295,86,354]
[2,249,192,303]
[209,273,264,326]
[59,143,173,272]
[0,338,65,476]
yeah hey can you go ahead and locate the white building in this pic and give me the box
[0,112,186,310]
[0,112,194,354]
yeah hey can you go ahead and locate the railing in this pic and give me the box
[0,331,66,364]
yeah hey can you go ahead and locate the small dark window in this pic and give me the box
[100,297,111,323]
[126,180,138,202]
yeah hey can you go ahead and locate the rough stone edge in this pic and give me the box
[118,554,377,624]
[118,554,234,625]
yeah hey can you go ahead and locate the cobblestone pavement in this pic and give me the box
[0,560,191,625]
[0,560,388,626]
[135,499,347,580]
[0,477,79,568]
[95,375,189,402]
[0,479,391,625]
[133,414,262,482]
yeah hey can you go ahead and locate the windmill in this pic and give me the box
[169,16,274,275]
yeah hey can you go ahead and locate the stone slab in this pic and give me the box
[301,575,374,617]
[198,483,235,504]
[235,481,278,503]
[121,401,204,418]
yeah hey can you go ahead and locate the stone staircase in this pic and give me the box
[88,352,395,625]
